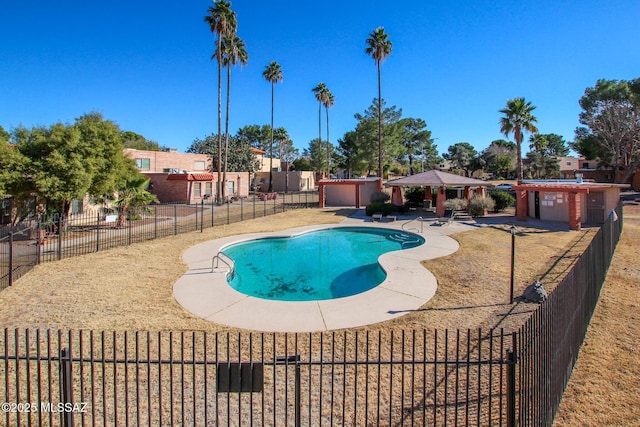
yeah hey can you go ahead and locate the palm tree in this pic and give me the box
[262,61,283,192]
[312,82,328,176]
[204,0,236,204]
[499,97,538,182]
[323,90,335,178]
[113,176,158,228]
[218,35,248,200]
[365,27,392,179]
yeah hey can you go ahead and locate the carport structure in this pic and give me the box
[387,170,493,217]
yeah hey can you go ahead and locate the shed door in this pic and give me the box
[586,191,605,224]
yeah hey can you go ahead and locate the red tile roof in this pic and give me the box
[166,173,216,181]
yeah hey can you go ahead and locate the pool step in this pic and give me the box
[388,233,412,242]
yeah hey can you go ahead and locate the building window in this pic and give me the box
[583,163,590,169]
[136,158,151,170]
[194,161,206,171]
[193,182,202,197]
[205,182,212,196]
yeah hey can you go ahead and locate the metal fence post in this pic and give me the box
[507,348,516,427]
[60,347,74,427]
[96,212,100,253]
[154,205,158,240]
[201,200,204,232]
[36,222,41,265]
[127,217,132,246]
[57,215,63,261]
[8,232,13,287]
[226,201,230,225]
[174,205,177,236]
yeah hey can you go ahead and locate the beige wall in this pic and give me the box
[124,149,210,173]
[253,171,315,192]
[146,172,250,204]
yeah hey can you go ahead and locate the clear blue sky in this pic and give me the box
[2,0,638,157]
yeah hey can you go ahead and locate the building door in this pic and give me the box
[534,192,540,219]
[586,191,605,224]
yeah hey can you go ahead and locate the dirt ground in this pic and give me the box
[0,206,637,424]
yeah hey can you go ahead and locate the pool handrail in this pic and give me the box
[212,252,235,280]
[402,216,425,233]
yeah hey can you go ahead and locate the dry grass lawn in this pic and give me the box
[0,205,638,425]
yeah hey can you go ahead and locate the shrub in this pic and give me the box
[370,191,391,203]
[488,190,515,212]
[365,202,396,216]
[443,198,468,211]
[467,195,495,217]
[404,186,426,206]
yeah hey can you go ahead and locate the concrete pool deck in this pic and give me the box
[173,211,476,332]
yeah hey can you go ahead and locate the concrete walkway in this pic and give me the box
[173,211,477,332]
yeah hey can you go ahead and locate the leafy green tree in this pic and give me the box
[0,126,10,143]
[397,118,440,174]
[353,98,403,176]
[524,151,560,179]
[262,61,283,191]
[235,124,272,152]
[205,0,237,203]
[480,139,516,178]
[187,134,258,173]
[529,133,570,157]
[0,141,27,198]
[12,114,136,217]
[16,124,91,215]
[218,34,248,200]
[291,157,312,171]
[365,27,392,179]
[303,138,331,173]
[443,142,477,177]
[336,131,368,177]
[121,131,167,151]
[499,97,539,182]
[113,176,158,227]
[572,78,640,183]
[74,112,136,199]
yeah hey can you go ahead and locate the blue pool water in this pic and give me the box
[221,226,425,301]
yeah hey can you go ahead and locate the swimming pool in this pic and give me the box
[220,226,425,301]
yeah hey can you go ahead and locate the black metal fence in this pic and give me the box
[0,203,625,426]
[1,328,514,427]
[515,202,623,426]
[0,191,318,291]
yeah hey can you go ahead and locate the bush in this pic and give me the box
[404,186,426,206]
[365,202,396,216]
[443,198,468,211]
[370,191,391,203]
[488,190,515,212]
[467,195,495,217]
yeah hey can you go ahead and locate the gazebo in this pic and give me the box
[387,170,493,217]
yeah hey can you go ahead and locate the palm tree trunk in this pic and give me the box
[216,40,223,204]
[326,105,330,178]
[515,127,523,182]
[377,61,382,179]
[223,63,231,200]
[268,83,274,192]
[318,101,323,178]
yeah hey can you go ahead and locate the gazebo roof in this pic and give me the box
[387,170,492,187]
